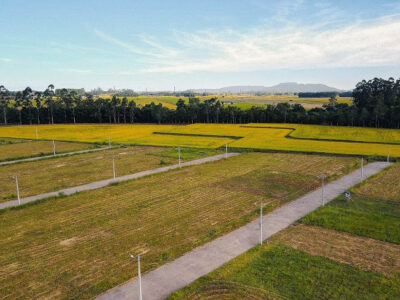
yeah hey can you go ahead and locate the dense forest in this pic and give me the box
[0,77,399,128]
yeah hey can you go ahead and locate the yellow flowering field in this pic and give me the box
[0,123,399,157]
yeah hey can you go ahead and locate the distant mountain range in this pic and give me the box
[190,82,344,94]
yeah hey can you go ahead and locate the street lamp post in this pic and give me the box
[15,176,21,205]
[130,254,142,300]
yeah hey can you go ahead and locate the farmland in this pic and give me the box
[0,153,358,299]
[169,162,400,300]
[0,146,221,202]
[0,140,97,162]
[96,94,352,110]
[0,123,400,157]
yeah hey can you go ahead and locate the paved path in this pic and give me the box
[97,161,391,300]
[0,153,239,210]
[0,147,111,166]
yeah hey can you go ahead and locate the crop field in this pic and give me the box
[0,152,358,299]
[97,94,353,110]
[1,123,400,157]
[0,146,221,202]
[0,140,96,162]
[201,94,353,109]
[169,163,400,300]
[301,163,400,244]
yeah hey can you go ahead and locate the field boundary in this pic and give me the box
[97,161,390,300]
[0,146,113,166]
[241,125,400,145]
[0,153,240,210]
[153,131,243,140]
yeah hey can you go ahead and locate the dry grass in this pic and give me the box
[0,153,357,299]
[0,140,95,162]
[271,224,400,277]
[0,146,220,201]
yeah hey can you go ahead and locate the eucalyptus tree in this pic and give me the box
[22,87,33,124]
[34,91,42,124]
[0,85,10,124]
[44,84,55,124]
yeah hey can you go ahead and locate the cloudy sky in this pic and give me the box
[0,0,399,91]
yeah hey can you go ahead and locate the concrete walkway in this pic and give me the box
[0,147,111,166]
[0,153,239,210]
[97,161,391,300]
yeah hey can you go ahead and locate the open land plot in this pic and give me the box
[1,124,400,157]
[0,153,358,299]
[0,146,221,202]
[168,243,400,300]
[0,140,97,162]
[301,163,400,244]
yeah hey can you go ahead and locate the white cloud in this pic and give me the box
[0,58,12,63]
[142,18,400,73]
[93,15,400,74]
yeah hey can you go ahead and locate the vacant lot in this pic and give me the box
[1,124,399,157]
[301,163,400,244]
[169,244,400,300]
[0,153,357,299]
[0,140,96,162]
[0,147,221,202]
[169,162,400,300]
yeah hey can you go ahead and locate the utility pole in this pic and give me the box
[15,176,21,205]
[35,127,38,140]
[259,201,263,245]
[112,158,116,180]
[108,136,111,148]
[53,140,56,156]
[130,254,142,300]
[178,147,181,168]
[321,175,325,206]
[387,148,390,163]
[225,144,228,159]
[361,157,364,182]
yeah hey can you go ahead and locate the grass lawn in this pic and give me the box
[0,146,222,202]
[1,123,400,157]
[0,153,357,299]
[168,245,400,300]
[301,163,400,244]
[0,140,97,162]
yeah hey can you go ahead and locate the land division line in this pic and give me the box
[0,146,111,166]
[97,161,391,300]
[0,153,240,210]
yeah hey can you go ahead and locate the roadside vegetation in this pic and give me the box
[0,153,357,299]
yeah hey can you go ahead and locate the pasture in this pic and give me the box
[0,146,221,202]
[0,123,400,157]
[0,153,358,299]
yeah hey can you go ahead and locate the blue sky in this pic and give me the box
[0,0,399,91]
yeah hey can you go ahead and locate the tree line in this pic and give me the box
[0,77,399,128]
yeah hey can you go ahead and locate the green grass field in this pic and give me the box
[169,244,400,300]
[1,123,400,157]
[0,153,357,299]
[301,163,400,244]
[169,163,400,300]
[0,146,221,202]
